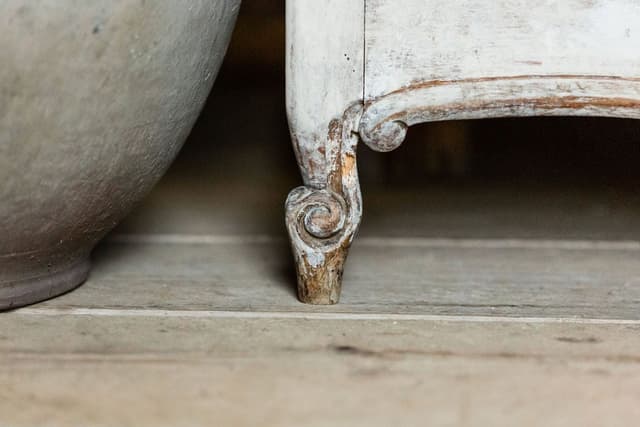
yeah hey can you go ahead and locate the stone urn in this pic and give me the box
[0,0,240,309]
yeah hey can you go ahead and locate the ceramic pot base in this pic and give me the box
[0,258,90,311]
[1,0,240,309]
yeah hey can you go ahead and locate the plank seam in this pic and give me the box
[13,308,640,324]
[107,234,640,251]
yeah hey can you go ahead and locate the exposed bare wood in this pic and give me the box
[286,106,363,304]
[285,0,365,187]
[360,76,640,152]
[285,1,365,304]
[287,0,640,301]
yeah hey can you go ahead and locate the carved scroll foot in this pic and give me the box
[285,105,362,305]
[286,187,360,304]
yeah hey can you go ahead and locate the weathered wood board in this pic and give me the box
[20,236,640,319]
[3,314,640,427]
[4,183,640,426]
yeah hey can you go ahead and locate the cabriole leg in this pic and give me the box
[285,0,364,303]
[285,107,362,304]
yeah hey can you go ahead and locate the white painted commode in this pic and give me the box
[285,0,640,304]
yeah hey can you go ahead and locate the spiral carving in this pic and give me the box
[286,187,347,244]
[359,118,408,153]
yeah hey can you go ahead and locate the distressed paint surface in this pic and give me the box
[288,0,640,304]
[361,0,640,149]
[286,0,364,187]
[360,76,640,151]
[286,106,362,304]
[365,0,640,98]
[285,0,364,304]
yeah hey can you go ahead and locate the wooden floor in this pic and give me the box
[3,177,640,426]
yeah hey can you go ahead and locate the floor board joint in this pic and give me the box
[14,307,640,324]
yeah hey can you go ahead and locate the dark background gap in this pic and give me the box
[116,0,640,241]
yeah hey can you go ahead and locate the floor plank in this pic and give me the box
[2,314,640,427]
[4,313,640,359]
[6,182,640,426]
[26,235,640,319]
[4,355,640,427]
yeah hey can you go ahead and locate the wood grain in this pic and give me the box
[5,184,640,426]
[12,232,639,319]
[3,314,640,427]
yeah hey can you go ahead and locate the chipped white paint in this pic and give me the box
[285,0,364,187]
[286,0,640,304]
[359,75,640,151]
[285,0,364,304]
[365,0,640,98]
[305,251,325,268]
